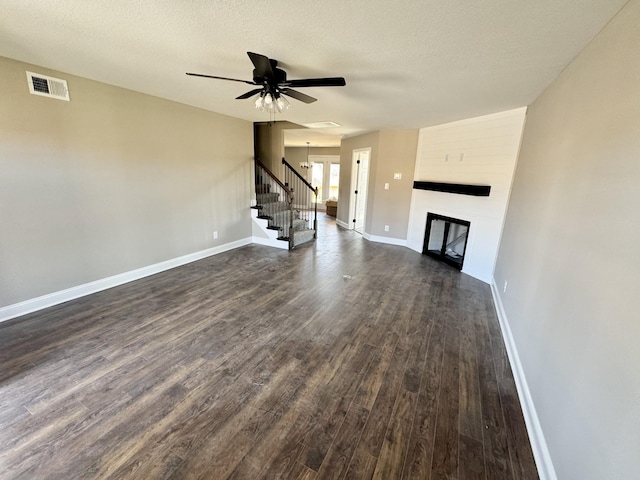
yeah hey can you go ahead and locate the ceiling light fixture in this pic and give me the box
[300,141,311,169]
[254,90,290,113]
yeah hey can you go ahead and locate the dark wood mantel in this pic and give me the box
[413,181,491,197]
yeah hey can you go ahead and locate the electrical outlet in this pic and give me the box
[503,280,508,293]
[213,231,218,240]
[384,225,390,232]
[384,182,389,190]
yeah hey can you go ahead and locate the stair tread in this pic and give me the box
[292,228,316,247]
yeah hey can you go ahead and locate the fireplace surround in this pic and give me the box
[422,213,470,270]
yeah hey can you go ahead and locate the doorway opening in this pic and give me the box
[351,148,370,234]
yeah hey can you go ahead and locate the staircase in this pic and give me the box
[252,158,317,249]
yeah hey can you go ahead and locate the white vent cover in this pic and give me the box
[302,121,341,129]
[26,71,70,101]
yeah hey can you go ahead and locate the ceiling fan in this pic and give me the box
[186,52,346,112]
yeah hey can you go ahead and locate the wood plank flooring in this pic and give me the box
[0,216,539,479]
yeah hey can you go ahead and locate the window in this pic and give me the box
[329,163,340,200]
[311,162,324,203]
[308,155,340,205]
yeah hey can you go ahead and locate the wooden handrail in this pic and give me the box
[282,157,318,194]
[255,158,291,194]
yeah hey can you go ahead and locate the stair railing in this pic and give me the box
[282,157,318,242]
[254,158,294,246]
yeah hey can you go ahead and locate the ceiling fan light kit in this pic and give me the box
[187,52,346,113]
[254,91,290,113]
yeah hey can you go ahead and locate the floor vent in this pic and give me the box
[26,71,70,101]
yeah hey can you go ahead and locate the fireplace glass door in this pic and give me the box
[423,213,470,270]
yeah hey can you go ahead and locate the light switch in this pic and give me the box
[384,183,390,190]
[393,173,402,180]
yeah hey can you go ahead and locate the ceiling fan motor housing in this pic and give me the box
[187,52,345,106]
[253,66,286,86]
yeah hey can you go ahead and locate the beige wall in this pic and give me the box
[372,130,418,238]
[494,2,640,479]
[0,56,253,308]
[284,147,340,176]
[284,146,341,181]
[338,130,418,240]
[337,132,379,227]
[254,121,304,177]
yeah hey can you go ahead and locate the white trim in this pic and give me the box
[251,236,288,250]
[351,148,371,234]
[250,207,288,249]
[362,232,407,247]
[335,219,350,229]
[406,241,422,253]
[460,267,490,285]
[0,237,253,324]
[490,279,557,480]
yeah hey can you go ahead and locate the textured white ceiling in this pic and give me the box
[0,0,628,146]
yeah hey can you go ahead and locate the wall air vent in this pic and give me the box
[26,71,70,101]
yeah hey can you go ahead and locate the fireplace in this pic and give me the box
[422,213,470,270]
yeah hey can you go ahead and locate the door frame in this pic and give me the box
[351,148,371,233]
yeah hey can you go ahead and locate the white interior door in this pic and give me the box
[351,148,370,233]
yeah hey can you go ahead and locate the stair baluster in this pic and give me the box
[253,157,317,249]
[282,157,318,246]
[254,158,293,244]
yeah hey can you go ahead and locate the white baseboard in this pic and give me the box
[406,241,422,253]
[0,237,253,324]
[362,232,407,247]
[490,280,557,480]
[332,222,407,247]
[335,219,350,229]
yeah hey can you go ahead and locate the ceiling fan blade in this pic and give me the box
[236,88,264,100]
[247,52,275,79]
[189,54,344,108]
[281,89,317,104]
[282,77,346,88]
[186,73,256,85]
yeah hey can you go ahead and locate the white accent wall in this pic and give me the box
[407,108,527,283]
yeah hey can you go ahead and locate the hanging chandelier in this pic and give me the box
[300,141,311,169]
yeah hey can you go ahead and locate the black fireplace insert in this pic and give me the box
[422,213,470,270]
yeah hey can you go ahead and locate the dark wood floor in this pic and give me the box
[0,216,538,480]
